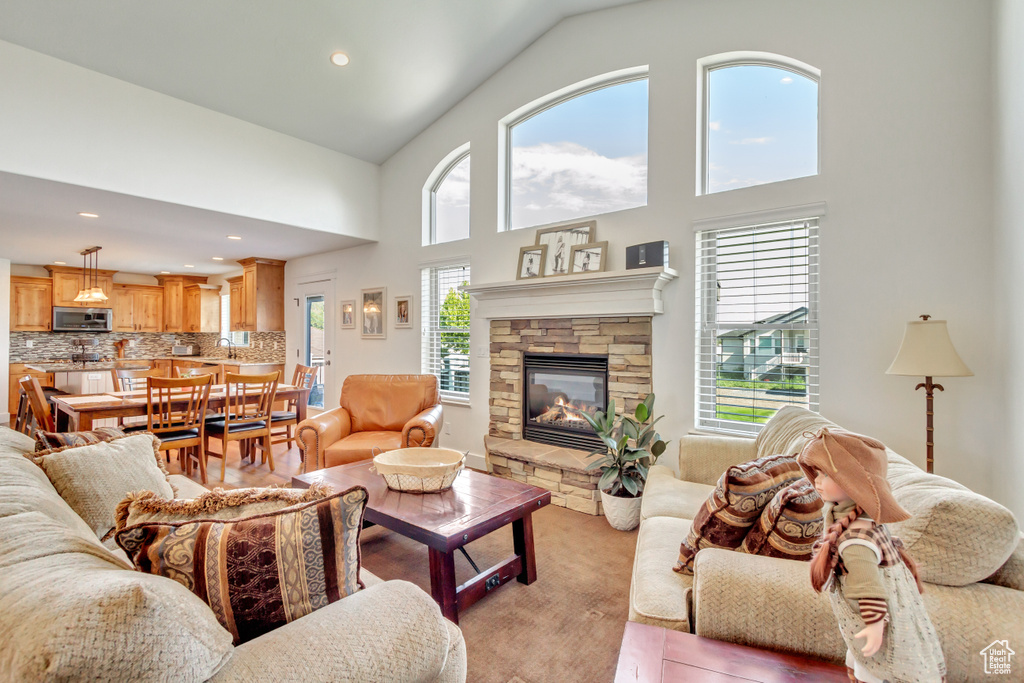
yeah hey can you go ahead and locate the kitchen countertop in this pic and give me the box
[24,357,287,373]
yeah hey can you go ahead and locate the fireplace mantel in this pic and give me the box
[463,265,677,320]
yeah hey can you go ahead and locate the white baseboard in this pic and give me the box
[465,450,488,472]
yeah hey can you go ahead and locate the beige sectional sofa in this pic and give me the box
[0,427,466,682]
[629,406,1024,682]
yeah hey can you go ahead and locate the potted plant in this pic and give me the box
[582,393,667,531]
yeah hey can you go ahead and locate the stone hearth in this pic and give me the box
[484,435,604,515]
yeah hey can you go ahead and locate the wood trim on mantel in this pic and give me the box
[463,266,678,320]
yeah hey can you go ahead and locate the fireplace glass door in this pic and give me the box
[523,353,608,450]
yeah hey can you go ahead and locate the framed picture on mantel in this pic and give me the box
[535,220,596,277]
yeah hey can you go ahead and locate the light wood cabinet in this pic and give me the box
[183,285,221,333]
[150,359,173,378]
[45,266,116,308]
[10,276,52,331]
[221,363,285,382]
[156,275,209,333]
[228,276,244,331]
[231,257,285,332]
[112,284,164,332]
[9,364,54,417]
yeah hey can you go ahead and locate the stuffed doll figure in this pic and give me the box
[797,428,946,683]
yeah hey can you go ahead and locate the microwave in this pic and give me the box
[52,307,113,332]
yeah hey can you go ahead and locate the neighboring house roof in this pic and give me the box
[717,306,809,340]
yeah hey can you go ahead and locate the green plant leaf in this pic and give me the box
[621,475,639,496]
[617,434,629,451]
[584,456,611,471]
[622,418,639,440]
[643,393,656,414]
[598,467,619,492]
[601,434,620,452]
[638,430,653,448]
[634,402,649,423]
[581,411,601,432]
[635,461,649,479]
[623,448,647,461]
[651,440,667,457]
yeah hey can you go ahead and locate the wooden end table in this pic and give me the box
[615,622,849,682]
[293,460,551,624]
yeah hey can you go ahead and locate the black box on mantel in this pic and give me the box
[626,241,669,269]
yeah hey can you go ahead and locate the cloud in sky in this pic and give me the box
[510,141,647,229]
[729,137,773,145]
[709,121,721,131]
[780,76,794,84]
[435,157,470,208]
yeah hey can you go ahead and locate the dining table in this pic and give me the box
[50,383,311,432]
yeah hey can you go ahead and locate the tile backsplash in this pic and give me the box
[10,331,286,363]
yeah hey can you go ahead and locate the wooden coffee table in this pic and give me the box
[293,460,551,624]
[615,622,849,682]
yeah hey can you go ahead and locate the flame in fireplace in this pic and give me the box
[535,396,596,428]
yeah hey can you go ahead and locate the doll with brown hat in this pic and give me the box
[797,427,946,683]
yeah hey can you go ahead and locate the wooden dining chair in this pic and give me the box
[19,376,55,433]
[204,372,279,481]
[147,375,213,483]
[111,367,161,430]
[270,364,317,449]
[14,388,35,435]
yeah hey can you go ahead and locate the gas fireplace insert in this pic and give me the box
[522,353,608,451]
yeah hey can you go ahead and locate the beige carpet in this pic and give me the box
[359,504,638,683]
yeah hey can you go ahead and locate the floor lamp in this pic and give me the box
[886,315,972,473]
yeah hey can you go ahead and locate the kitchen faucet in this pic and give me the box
[217,337,236,360]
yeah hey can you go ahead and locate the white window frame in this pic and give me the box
[697,51,821,197]
[219,294,249,347]
[421,261,471,404]
[498,65,649,232]
[695,207,822,436]
[422,143,471,246]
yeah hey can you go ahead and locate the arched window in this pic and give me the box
[424,146,470,245]
[700,54,819,195]
[502,68,648,231]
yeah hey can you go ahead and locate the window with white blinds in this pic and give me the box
[696,218,819,435]
[421,263,471,401]
[220,294,249,347]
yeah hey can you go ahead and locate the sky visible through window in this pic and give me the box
[510,78,648,230]
[434,154,470,244]
[707,65,817,194]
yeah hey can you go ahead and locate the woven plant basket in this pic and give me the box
[600,490,642,531]
[371,447,465,493]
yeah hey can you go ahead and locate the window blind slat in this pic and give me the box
[422,264,471,399]
[696,219,819,435]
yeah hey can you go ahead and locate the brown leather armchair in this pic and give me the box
[296,374,443,472]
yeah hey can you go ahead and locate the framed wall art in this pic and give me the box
[517,244,547,280]
[361,287,386,339]
[340,300,355,329]
[394,295,412,328]
[569,241,608,274]
[535,220,596,276]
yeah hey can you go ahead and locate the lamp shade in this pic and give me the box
[886,318,972,377]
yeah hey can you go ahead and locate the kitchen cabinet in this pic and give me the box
[221,363,285,382]
[228,276,244,330]
[231,257,285,332]
[10,276,52,331]
[183,284,221,333]
[150,359,173,378]
[45,266,116,308]
[156,274,209,333]
[112,284,164,332]
[9,364,55,418]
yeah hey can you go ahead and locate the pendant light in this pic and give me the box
[72,246,108,303]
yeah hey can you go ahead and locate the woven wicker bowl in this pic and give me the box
[372,447,465,493]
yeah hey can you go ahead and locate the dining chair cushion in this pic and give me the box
[271,410,298,422]
[116,485,368,645]
[154,428,201,443]
[205,420,269,434]
[33,426,126,452]
[114,482,334,532]
[30,433,176,541]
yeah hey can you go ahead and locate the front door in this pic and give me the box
[295,280,334,412]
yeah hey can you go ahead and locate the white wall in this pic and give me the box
[0,39,379,241]
[993,0,1024,520]
[285,0,1007,508]
[0,259,9,421]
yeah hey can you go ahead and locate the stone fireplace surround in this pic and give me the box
[485,316,653,515]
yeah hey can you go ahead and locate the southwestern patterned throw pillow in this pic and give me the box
[673,454,803,574]
[740,478,823,561]
[116,486,368,645]
[34,426,126,451]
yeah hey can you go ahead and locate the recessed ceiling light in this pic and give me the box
[53,261,66,265]
[184,264,194,268]
[160,271,170,274]
[227,235,242,240]
[212,257,224,261]
[78,212,99,218]
[330,52,350,67]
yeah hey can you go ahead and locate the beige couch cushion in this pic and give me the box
[754,405,835,460]
[0,512,233,680]
[640,464,715,520]
[629,516,693,631]
[887,452,1020,586]
[0,428,36,453]
[32,433,175,539]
